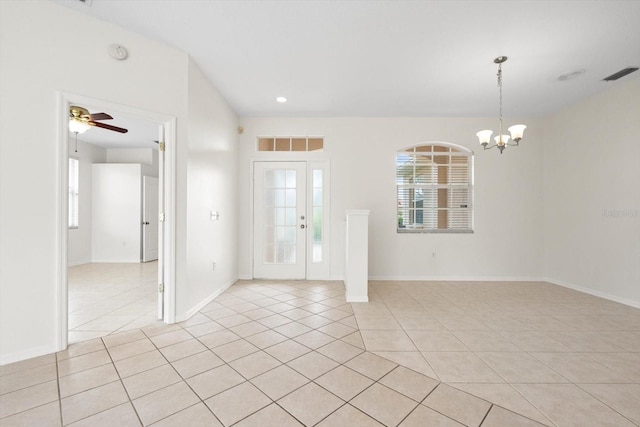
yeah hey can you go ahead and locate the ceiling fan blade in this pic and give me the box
[89,112,113,121]
[90,121,128,133]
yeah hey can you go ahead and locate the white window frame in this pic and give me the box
[68,157,79,229]
[397,142,474,233]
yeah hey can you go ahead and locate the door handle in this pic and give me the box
[300,224,305,229]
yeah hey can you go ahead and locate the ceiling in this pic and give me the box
[56,0,640,119]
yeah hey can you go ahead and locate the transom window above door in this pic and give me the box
[396,143,474,233]
[257,136,324,152]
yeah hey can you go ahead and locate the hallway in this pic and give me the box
[68,262,160,343]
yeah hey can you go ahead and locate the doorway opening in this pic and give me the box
[58,93,176,349]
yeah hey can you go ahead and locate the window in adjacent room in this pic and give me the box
[68,157,79,229]
[397,143,473,233]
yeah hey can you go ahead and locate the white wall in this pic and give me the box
[92,164,142,263]
[0,1,238,364]
[180,58,239,319]
[543,78,640,306]
[107,148,159,177]
[237,117,544,281]
[68,140,106,266]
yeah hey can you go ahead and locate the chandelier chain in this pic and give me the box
[497,63,503,143]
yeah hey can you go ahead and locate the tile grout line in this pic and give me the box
[477,403,493,426]
[573,383,640,427]
[56,352,64,427]
[139,325,226,426]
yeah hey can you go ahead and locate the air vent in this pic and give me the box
[603,67,639,81]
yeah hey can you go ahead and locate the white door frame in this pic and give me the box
[56,92,177,351]
[250,158,331,280]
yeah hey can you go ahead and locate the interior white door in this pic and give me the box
[142,176,159,262]
[253,162,307,279]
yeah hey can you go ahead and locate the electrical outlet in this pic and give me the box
[432,251,436,258]
[212,261,216,271]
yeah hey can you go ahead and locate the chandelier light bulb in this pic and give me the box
[476,130,493,146]
[494,134,510,146]
[508,124,526,142]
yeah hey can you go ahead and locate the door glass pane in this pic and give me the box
[274,189,285,206]
[285,170,296,187]
[285,189,296,206]
[285,245,296,263]
[313,189,322,206]
[262,167,300,266]
[313,169,322,186]
[285,208,296,226]
[275,208,286,226]
[313,207,322,242]
[312,169,323,263]
[285,226,296,244]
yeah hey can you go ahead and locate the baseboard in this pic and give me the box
[67,260,90,267]
[0,344,59,367]
[238,274,252,280]
[545,277,640,309]
[91,259,141,263]
[178,278,237,322]
[368,275,544,282]
[346,295,369,302]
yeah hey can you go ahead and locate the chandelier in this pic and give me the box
[476,56,526,154]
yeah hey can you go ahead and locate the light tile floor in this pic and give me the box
[67,263,158,343]
[1,280,639,426]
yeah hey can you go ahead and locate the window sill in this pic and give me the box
[397,228,473,234]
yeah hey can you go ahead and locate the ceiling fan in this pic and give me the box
[69,105,128,134]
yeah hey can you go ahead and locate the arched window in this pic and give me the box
[397,142,473,233]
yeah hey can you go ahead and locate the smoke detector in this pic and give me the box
[108,44,128,61]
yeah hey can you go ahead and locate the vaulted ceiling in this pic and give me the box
[56,0,640,118]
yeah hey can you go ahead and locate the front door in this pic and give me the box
[253,162,307,279]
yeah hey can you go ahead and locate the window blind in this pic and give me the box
[397,144,473,233]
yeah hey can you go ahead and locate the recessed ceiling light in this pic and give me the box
[557,69,586,81]
[276,97,287,103]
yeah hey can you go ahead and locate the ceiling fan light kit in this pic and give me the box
[68,117,91,134]
[476,56,527,154]
[68,105,128,135]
